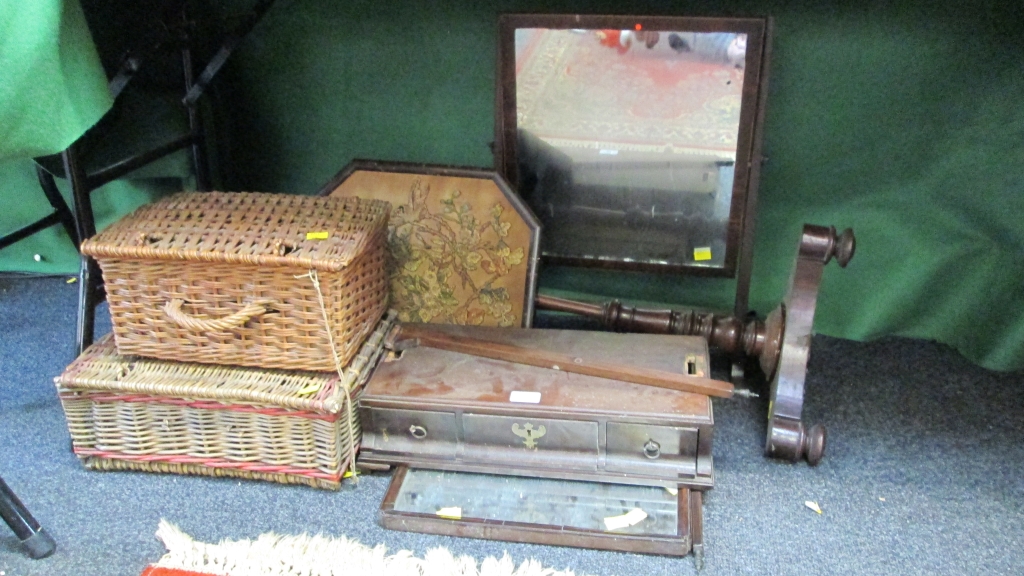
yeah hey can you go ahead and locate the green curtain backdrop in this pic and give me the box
[0,0,111,160]
[0,0,202,273]
[0,0,111,273]
[1,0,1022,371]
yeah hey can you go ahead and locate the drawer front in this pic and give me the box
[605,423,699,477]
[461,414,599,469]
[362,408,458,460]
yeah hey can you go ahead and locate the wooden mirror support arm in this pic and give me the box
[535,225,855,466]
[536,294,766,358]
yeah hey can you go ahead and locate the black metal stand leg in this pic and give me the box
[0,166,79,251]
[0,477,56,559]
[35,165,81,247]
[182,43,211,192]
[179,0,277,193]
[64,144,103,354]
[62,144,96,244]
[76,256,104,355]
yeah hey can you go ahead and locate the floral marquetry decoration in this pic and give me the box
[318,160,541,327]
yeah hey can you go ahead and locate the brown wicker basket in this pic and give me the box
[80,191,390,371]
[55,313,396,490]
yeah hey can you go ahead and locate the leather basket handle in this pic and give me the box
[163,299,273,332]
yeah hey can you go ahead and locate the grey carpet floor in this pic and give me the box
[1,275,1022,576]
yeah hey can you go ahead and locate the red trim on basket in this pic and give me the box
[59,392,340,421]
[75,448,344,481]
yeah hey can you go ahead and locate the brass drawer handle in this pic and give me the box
[408,424,428,439]
[643,439,661,459]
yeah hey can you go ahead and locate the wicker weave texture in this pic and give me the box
[81,192,390,371]
[78,458,345,490]
[55,314,393,490]
[81,192,390,270]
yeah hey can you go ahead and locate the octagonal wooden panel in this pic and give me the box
[318,160,540,327]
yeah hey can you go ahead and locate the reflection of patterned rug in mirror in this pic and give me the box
[516,29,744,156]
[327,166,538,327]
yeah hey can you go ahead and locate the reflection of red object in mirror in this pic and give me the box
[596,29,630,54]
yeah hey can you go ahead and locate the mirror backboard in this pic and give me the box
[496,15,769,281]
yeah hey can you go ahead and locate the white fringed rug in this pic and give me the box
[141,520,589,576]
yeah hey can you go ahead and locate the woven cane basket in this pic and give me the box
[55,313,396,490]
[80,192,390,371]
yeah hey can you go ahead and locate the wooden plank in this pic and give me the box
[394,324,736,399]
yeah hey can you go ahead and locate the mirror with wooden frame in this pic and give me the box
[495,14,771,312]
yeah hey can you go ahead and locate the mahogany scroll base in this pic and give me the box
[763,224,853,465]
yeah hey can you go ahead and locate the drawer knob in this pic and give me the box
[408,424,428,439]
[643,439,661,459]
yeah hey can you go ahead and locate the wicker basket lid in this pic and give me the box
[56,334,344,413]
[81,192,390,271]
[56,310,396,414]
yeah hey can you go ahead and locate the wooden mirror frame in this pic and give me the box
[495,14,773,314]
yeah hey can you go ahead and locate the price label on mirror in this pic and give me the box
[693,247,712,261]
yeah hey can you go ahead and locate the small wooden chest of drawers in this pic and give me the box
[358,326,714,489]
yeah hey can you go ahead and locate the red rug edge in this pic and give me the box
[141,566,226,576]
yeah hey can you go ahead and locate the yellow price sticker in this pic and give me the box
[436,506,462,520]
[603,508,648,531]
[306,231,330,240]
[693,247,712,261]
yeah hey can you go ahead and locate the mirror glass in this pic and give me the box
[498,17,767,276]
[392,468,680,535]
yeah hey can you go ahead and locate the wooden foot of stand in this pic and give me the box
[766,417,828,466]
